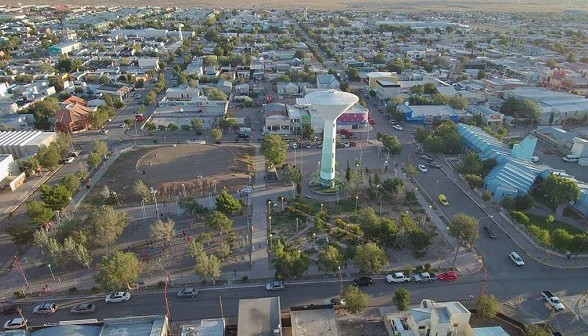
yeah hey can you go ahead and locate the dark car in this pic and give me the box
[0,305,22,315]
[236,132,250,139]
[352,276,373,287]
[483,225,498,239]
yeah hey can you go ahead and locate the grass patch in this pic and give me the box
[524,213,583,235]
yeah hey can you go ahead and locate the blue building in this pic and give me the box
[398,104,460,125]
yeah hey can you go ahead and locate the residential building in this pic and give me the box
[468,105,504,125]
[48,41,82,55]
[238,297,282,336]
[316,74,340,90]
[137,58,160,70]
[96,84,132,100]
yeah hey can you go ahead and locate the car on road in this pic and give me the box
[412,272,436,283]
[509,252,525,266]
[352,276,374,286]
[70,303,96,315]
[531,156,539,162]
[325,297,346,306]
[389,119,396,124]
[0,305,21,315]
[266,280,285,291]
[418,165,428,173]
[32,303,57,315]
[386,272,411,283]
[134,93,142,99]
[411,129,417,134]
[419,154,433,161]
[483,225,498,239]
[392,125,404,131]
[176,287,199,298]
[385,115,391,120]
[542,291,565,311]
[438,194,449,206]
[316,142,323,149]
[427,161,441,169]
[100,129,109,134]
[4,317,27,330]
[291,143,298,149]
[437,271,458,281]
[63,157,75,164]
[105,292,131,303]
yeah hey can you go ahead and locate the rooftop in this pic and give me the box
[290,308,340,336]
[237,297,281,336]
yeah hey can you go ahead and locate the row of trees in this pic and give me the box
[413,122,464,155]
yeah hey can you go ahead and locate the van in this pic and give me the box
[531,156,539,162]
[563,154,580,162]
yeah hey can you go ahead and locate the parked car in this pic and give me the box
[483,225,497,239]
[438,194,449,206]
[386,272,411,283]
[437,271,458,281]
[509,252,525,266]
[291,143,298,149]
[105,292,131,303]
[0,305,21,315]
[412,272,436,283]
[100,129,109,134]
[236,132,250,139]
[63,157,75,164]
[177,287,199,298]
[418,164,428,173]
[4,317,27,330]
[419,154,433,161]
[542,291,565,311]
[531,156,539,162]
[70,303,96,314]
[427,161,441,169]
[32,303,57,315]
[316,142,323,149]
[352,276,373,286]
[266,280,285,291]
[392,125,404,131]
[324,297,346,306]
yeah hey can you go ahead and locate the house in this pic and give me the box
[238,297,281,336]
[264,103,290,135]
[54,101,93,133]
[316,74,340,90]
[96,83,132,100]
[468,105,504,125]
[137,58,160,70]
[48,41,82,55]
[365,71,399,91]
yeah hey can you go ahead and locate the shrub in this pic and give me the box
[501,196,514,210]
[157,280,166,288]
[405,264,414,275]
[528,225,551,244]
[241,276,249,282]
[68,287,78,294]
[509,210,529,224]
[482,190,492,201]
[13,290,24,299]
[415,264,423,272]
[91,286,101,294]
[424,263,432,272]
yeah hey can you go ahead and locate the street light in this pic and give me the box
[338,266,343,299]
[313,232,316,242]
[355,196,359,210]
[428,205,432,216]
[376,184,380,198]
[269,233,273,248]
[150,188,159,215]
[320,203,324,212]
[47,263,56,282]
[268,216,272,232]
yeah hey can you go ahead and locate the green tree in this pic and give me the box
[145,90,157,105]
[49,76,65,92]
[318,245,343,273]
[188,240,205,259]
[272,240,310,279]
[206,211,234,234]
[61,174,81,194]
[32,97,60,129]
[380,135,401,155]
[33,230,64,266]
[413,127,430,143]
[476,294,500,318]
[343,285,369,313]
[26,200,55,228]
[92,140,109,157]
[39,184,72,210]
[354,243,388,273]
[215,190,243,215]
[87,152,102,168]
[524,324,551,336]
[96,251,141,290]
[448,213,479,244]
[134,179,151,201]
[36,144,62,169]
[282,163,301,184]
[149,218,176,243]
[179,197,209,218]
[261,134,288,167]
[86,206,130,247]
[191,118,204,135]
[167,123,178,131]
[301,125,314,139]
[464,174,484,189]
[393,287,411,311]
[194,253,222,284]
[538,174,581,208]
[62,236,92,268]
[211,128,223,143]
[203,87,228,101]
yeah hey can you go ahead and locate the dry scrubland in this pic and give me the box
[4,0,587,12]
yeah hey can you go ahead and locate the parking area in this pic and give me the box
[533,140,588,182]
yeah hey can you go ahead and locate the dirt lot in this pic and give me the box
[84,144,254,206]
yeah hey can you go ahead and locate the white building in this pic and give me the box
[468,105,504,125]
[505,88,588,125]
[316,74,340,90]
[137,58,160,70]
[0,131,55,159]
[48,41,82,55]
[110,28,169,39]
[375,80,402,101]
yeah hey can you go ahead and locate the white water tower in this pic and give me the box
[305,90,358,187]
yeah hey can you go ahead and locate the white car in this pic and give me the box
[291,143,298,149]
[100,129,109,134]
[32,303,57,314]
[386,272,411,283]
[509,252,525,266]
[418,165,428,173]
[64,157,75,164]
[266,280,285,291]
[393,125,404,131]
[4,317,27,330]
[105,292,131,303]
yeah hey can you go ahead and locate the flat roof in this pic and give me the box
[237,297,281,336]
[291,308,340,336]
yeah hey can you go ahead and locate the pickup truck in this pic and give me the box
[542,291,565,311]
[412,272,436,283]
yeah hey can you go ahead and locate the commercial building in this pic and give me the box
[48,41,82,55]
[238,297,282,336]
[468,105,504,126]
[0,131,55,159]
[397,104,460,125]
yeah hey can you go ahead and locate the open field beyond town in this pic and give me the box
[4,0,587,12]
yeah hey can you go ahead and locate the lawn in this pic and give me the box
[524,213,584,235]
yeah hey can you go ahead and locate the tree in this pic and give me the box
[272,240,310,279]
[205,211,233,234]
[538,174,581,208]
[413,127,430,143]
[179,197,209,218]
[188,240,205,259]
[39,184,72,210]
[194,253,222,284]
[211,128,223,143]
[145,90,157,105]
[33,230,64,266]
[191,118,204,135]
[524,324,551,336]
[203,87,228,101]
[92,140,109,158]
[61,174,81,194]
[318,245,342,273]
[546,58,559,69]
[380,135,401,155]
[260,134,288,167]
[448,213,479,244]
[96,251,141,290]
[86,206,130,247]
[301,125,314,139]
[26,200,55,227]
[87,152,102,168]
[343,285,369,313]
[393,287,411,311]
[36,144,61,169]
[476,294,500,318]
[31,97,59,129]
[48,76,64,92]
[354,243,388,274]
[215,190,243,215]
[150,218,176,243]
[134,179,151,201]
[62,237,92,268]
[282,163,301,184]
[464,174,484,189]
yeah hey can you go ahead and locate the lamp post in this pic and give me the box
[428,205,432,216]
[268,216,272,232]
[376,184,380,198]
[338,266,343,299]
[47,263,56,282]
[150,188,159,215]
[269,233,273,248]
[320,203,324,213]
[313,232,316,242]
[181,183,186,197]
[141,199,146,219]
[355,196,358,210]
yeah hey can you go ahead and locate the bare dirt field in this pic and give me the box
[83,144,254,207]
[5,0,584,12]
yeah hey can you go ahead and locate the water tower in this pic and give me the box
[305,90,358,187]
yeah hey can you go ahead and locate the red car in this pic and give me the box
[438,271,458,281]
